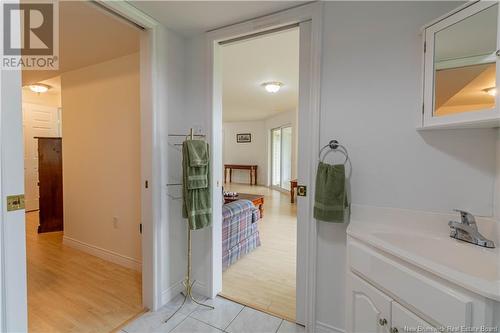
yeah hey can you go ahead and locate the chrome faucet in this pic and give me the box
[448,209,495,248]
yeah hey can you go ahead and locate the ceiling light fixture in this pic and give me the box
[484,87,497,97]
[262,81,283,93]
[28,83,50,94]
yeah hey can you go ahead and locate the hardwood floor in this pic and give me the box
[220,184,297,322]
[25,212,143,333]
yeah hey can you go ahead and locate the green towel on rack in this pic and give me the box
[185,140,209,189]
[182,140,212,230]
[187,140,208,167]
[314,162,349,223]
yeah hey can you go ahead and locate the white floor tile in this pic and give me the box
[189,297,244,330]
[276,320,305,333]
[122,311,168,333]
[226,307,282,333]
[170,317,222,333]
[166,292,209,316]
[151,313,188,333]
[123,305,187,333]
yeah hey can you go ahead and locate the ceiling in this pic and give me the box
[130,1,306,36]
[22,1,140,86]
[222,27,299,122]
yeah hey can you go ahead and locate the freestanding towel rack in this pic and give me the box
[164,128,214,323]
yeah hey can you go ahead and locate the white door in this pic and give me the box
[348,273,392,333]
[1,67,29,331]
[22,103,61,211]
[391,301,435,333]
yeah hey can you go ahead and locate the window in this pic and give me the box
[271,126,292,191]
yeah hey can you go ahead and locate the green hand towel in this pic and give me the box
[187,140,208,167]
[182,141,212,230]
[314,162,349,223]
[185,140,208,189]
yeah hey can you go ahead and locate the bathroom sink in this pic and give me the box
[347,208,500,301]
[371,231,499,282]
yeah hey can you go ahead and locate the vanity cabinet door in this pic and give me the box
[348,273,392,333]
[391,301,435,333]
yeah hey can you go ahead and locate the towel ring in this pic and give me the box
[319,140,349,164]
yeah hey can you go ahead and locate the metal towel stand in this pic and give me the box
[164,128,214,323]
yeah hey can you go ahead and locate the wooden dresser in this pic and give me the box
[36,137,63,233]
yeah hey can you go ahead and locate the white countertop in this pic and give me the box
[347,206,500,301]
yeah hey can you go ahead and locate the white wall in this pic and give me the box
[159,26,198,303]
[223,121,267,185]
[61,53,142,270]
[222,109,297,186]
[496,129,500,219]
[317,2,495,330]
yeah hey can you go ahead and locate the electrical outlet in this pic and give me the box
[113,217,119,229]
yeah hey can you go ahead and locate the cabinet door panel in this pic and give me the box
[348,273,391,333]
[392,302,435,333]
[422,1,500,129]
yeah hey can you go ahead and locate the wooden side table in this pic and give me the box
[290,179,298,203]
[224,164,258,185]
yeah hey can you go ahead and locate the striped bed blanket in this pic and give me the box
[222,199,261,270]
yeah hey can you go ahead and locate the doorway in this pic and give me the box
[219,26,299,321]
[208,4,322,328]
[21,2,143,331]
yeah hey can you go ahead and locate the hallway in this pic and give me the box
[26,212,143,332]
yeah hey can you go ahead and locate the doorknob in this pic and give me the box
[297,185,307,197]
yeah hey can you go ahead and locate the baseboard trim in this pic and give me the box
[159,279,211,309]
[316,321,345,333]
[160,280,184,306]
[192,280,208,297]
[62,236,141,271]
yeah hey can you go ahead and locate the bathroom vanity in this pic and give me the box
[346,207,500,332]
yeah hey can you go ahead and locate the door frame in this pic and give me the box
[85,0,167,312]
[206,2,323,329]
[0,1,168,329]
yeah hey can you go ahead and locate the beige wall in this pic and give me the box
[61,53,141,268]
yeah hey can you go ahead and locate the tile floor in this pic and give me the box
[121,295,305,333]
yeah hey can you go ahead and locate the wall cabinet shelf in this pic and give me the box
[420,1,500,129]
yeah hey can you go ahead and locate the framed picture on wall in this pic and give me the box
[236,133,251,143]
